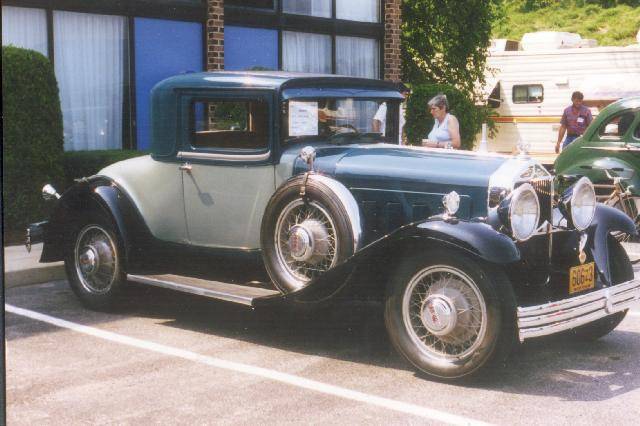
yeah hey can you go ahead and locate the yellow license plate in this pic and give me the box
[569,262,595,294]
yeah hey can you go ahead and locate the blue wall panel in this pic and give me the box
[135,18,203,151]
[224,26,278,71]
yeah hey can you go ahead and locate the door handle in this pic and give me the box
[179,163,192,173]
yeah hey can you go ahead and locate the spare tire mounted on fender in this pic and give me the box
[261,173,361,293]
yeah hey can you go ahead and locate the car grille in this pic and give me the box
[531,177,553,226]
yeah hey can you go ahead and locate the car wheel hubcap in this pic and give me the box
[74,225,118,294]
[421,295,458,336]
[402,266,487,360]
[275,200,338,288]
[79,246,99,274]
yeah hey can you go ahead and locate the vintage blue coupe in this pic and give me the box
[30,72,640,380]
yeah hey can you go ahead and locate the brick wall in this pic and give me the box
[207,0,224,71]
[383,0,402,82]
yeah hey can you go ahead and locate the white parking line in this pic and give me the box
[6,304,491,426]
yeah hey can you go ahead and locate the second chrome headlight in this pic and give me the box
[564,177,596,231]
[504,183,540,241]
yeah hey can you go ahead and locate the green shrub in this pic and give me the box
[405,83,492,150]
[2,46,64,232]
[62,150,146,189]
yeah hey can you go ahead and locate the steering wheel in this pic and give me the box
[333,124,358,134]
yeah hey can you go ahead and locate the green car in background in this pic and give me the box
[555,97,640,234]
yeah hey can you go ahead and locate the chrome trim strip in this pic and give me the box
[177,151,271,162]
[307,174,363,253]
[127,274,254,306]
[517,278,640,342]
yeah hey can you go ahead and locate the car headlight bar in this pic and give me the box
[499,183,541,241]
[560,176,596,231]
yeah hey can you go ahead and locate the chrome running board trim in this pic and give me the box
[517,278,640,342]
[127,274,281,307]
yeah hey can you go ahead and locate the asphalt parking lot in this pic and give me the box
[5,265,640,425]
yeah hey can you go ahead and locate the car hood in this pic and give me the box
[282,143,514,218]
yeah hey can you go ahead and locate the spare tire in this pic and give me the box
[261,174,360,293]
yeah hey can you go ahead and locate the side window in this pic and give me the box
[191,99,269,150]
[512,84,543,104]
[598,110,637,141]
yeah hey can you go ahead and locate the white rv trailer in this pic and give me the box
[483,32,640,161]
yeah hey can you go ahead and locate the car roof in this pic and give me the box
[153,71,400,92]
[605,96,640,111]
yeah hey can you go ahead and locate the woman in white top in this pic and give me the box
[422,94,461,149]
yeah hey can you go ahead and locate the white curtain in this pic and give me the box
[336,0,379,22]
[283,0,331,17]
[1,6,48,56]
[54,11,127,151]
[283,31,331,74]
[336,36,379,78]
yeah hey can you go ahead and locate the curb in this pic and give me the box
[3,243,66,289]
[4,264,67,289]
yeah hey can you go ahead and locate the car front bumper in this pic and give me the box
[517,278,640,342]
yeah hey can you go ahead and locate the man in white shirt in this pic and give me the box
[372,82,410,145]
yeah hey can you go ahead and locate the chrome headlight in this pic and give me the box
[501,183,540,241]
[563,177,596,231]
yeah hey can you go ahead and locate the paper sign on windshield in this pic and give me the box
[289,101,318,136]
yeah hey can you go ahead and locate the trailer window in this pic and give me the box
[512,85,543,104]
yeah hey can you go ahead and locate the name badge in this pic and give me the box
[577,117,585,124]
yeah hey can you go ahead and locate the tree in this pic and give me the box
[2,46,64,231]
[402,0,502,96]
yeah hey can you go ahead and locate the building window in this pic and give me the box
[512,84,544,104]
[282,31,331,73]
[226,0,275,9]
[336,36,379,78]
[336,0,379,23]
[135,18,203,151]
[224,26,278,71]
[1,6,48,57]
[283,0,331,18]
[53,11,129,151]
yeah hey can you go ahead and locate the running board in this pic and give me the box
[127,274,283,307]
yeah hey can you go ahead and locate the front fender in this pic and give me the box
[292,218,520,302]
[414,219,520,264]
[591,204,637,285]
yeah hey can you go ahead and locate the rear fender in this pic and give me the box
[292,218,520,302]
[41,177,150,263]
[591,204,637,285]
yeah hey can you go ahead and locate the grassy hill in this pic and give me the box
[493,0,640,46]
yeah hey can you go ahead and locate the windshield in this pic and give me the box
[283,98,400,144]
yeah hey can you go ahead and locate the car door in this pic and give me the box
[178,91,276,249]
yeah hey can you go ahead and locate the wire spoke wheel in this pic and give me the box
[74,225,119,295]
[402,266,488,361]
[274,199,339,288]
